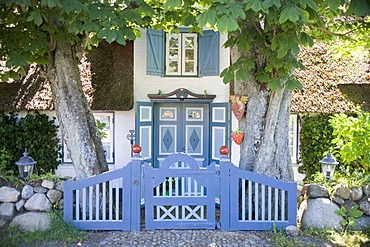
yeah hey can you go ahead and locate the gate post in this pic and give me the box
[130,144,142,231]
[219,146,231,231]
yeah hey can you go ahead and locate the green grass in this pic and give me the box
[269,227,370,247]
[317,229,370,247]
[0,210,87,247]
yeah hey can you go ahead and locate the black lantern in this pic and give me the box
[319,151,338,180]
[15,149,36,178]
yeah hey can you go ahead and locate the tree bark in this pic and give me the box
[231,43,294,182]
[47,41,108,180]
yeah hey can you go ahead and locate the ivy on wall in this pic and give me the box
[298,114,335,180]
[0,111,61,175]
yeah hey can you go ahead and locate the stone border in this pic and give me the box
[0,180,63,232]
[297,184,370,230]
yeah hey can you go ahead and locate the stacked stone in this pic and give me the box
[297,184,370,230]
[0,180,63,232]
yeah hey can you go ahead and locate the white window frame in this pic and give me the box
[181,33,198,76]
[62,112,114,164]
[289,114,298,164]
[165,33,198,76]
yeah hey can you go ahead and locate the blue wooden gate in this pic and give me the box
[219,156,297,230]
[64,147,296,231]
[63,157,141,231]
[144,153,217,229]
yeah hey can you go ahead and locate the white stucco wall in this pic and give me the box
[134,31,230,103]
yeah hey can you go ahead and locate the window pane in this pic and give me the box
[103,145,110,160]
[186,108,203,121]
[185,61,194,72]
[184,37,194,48]
[160,107,177,121]
[169,61,179,72]
[169,36,179,47]
[169,49,178,60]
[185,49,194,60]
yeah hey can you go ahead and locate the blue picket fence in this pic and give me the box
[219,156,297,230]
[63,156,141,231]
[64,149,297,231]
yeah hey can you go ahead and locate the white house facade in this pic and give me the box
[0,29,304,180]
[55,29,302,179]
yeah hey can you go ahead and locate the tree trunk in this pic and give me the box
[231,44,294,182]
[47,41,108,180]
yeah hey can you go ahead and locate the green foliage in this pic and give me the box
[0,0,154,81]
[303,228,370,246]
[271,224,299,247]
[309,169,369,189]
[329,110,370,173]
[299,111,370,182]
[335,205,363,231]
[147,0,370,91]
[27,171,62,184]
[298,114,335,180]
[0,148,15,178]
[0,111,61,176]
[96,120,107,139]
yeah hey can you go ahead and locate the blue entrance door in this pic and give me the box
[136,100,229,168]
[153,103,209,167]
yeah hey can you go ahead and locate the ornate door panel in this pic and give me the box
[154,103,209,167]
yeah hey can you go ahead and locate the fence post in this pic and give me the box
[63,181,73,224]
[219,146,231,231]
[130,144,142,231]
[288,182,298,226]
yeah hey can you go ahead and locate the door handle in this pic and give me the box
[182,147,189,153]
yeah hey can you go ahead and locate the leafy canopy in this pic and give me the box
[0,0,155,81]
[148,0,369,90]
[1,0,369,91]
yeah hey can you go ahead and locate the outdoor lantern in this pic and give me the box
[319,151,338,180]
[15,148,36,179]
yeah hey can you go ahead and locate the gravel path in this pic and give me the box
[73,230,275,247]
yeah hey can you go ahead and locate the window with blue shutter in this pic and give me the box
[146,29,219,77]
[199,30,220,77]
[147,29,164,76]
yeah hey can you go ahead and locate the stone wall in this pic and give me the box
[0,180,63,232]
[297,184,370,230]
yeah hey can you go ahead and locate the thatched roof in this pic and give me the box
[0,41,134,112]
[1,41,368,113]
[338,84,370,111]
[0,65,53,111]
[292,43,370,113]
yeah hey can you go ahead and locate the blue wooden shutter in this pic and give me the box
[209,103,229,163]
[199,30,220,76]
[146,29,164,76]
[135,102,154,164]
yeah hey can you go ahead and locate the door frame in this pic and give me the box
[154,102,210,168]
[136,88,229,168]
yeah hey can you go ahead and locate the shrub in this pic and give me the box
[298,114,335,180]
[329,110,370,173]
[0,111,61,176]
